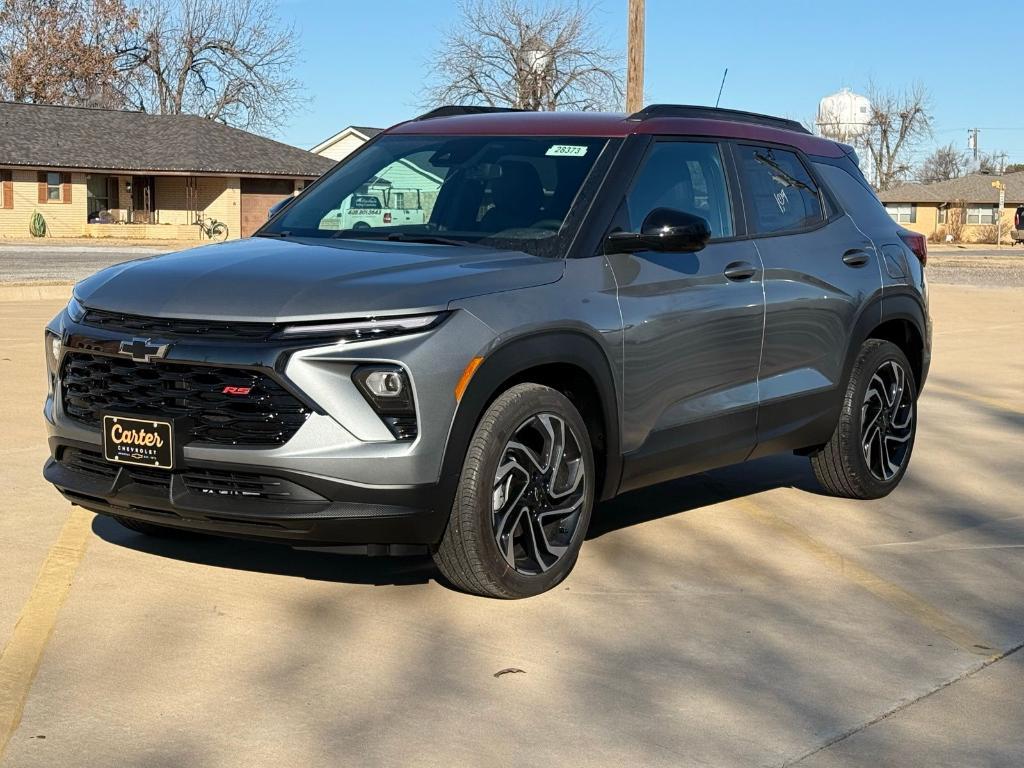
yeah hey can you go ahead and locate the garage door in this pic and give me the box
[240,178,295,237]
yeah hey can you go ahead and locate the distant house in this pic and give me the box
[311,125,384,162]
[0,101,335,240]
[877,171,1024,244]
[311,123,444,218]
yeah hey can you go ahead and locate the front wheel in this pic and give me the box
[811,339,917,499]
[433,383,595,598]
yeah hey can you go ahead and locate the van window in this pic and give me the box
[736,145,823,234]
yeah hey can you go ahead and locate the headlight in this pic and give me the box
[66,296,86,323]
[275,312,445,341]
[44,330,61,393]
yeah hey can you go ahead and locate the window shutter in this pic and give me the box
[38,172,48,204]
[909,205,917,224]
[0,170,12,210]
[60,172,72,204]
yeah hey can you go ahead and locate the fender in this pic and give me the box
[843,289,929,392]
[435,330,623,513]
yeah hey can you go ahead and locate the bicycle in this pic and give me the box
[195,215,229,241]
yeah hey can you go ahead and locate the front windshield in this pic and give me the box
[262,134,610,256]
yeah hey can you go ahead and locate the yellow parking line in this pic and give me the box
[733,497,997,657]
[924,384,1024,416]
[0,508,91,758]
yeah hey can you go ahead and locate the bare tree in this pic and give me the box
[945,198,967,243]
[424,0,623,111]
[863,84,932,190]
[124,0,302,131]
[916,143,968,184]
[0,0,141,107]
[978,151,1008,175]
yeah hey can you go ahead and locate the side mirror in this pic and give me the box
[267,197,291,220]
[605,208,712,254]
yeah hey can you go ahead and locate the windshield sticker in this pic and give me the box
[545,144,589,157]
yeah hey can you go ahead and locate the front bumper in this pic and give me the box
[45,438,451,545]
[42,306,498,546]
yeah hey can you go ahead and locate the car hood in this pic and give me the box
[74,237,564,322]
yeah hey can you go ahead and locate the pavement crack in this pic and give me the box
[782,641,1024,767]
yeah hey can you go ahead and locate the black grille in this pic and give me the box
[61,352,311,446]
[59,447,315,501]
[82,309,277,341]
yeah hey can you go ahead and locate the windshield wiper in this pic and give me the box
[254,231,290,238]
[330,231,470,247]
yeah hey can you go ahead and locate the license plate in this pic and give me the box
[102,415,174,469]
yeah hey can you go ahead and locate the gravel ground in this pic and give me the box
[926,256,1024,287]
[0,245,179,284]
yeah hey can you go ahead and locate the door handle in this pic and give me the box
[724,261,756,281]
[842,249,870,267]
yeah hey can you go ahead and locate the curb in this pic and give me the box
[0,284,73,302]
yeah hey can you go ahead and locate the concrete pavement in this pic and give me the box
[0,285,1021,767]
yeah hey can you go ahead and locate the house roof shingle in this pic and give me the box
[878,171,1024,205]
[0,101,336,177]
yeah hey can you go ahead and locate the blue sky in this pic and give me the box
[275,0,1023,165]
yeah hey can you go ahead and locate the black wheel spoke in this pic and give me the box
[492,413,587,576]
[861,358,914,482]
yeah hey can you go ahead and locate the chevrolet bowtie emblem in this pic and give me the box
[119,337,169,363]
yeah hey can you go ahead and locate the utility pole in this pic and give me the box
[968,128,980,161]
[626,0,645,113]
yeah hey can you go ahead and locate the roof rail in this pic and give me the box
[628,104,811,135]
[413,105,529,121]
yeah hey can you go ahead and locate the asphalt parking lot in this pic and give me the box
[1,282,1022,767]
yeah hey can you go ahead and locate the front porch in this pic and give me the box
[82,222,206,241]
[82,173,242,241]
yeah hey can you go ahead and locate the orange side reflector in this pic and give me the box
[454,356,485,402]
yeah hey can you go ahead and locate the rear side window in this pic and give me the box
[736,145,823,234]
[625,141,734,238]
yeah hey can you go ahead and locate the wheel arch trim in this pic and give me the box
[437,330,622,506]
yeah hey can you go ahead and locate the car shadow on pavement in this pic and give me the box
[91,515,438,587]
[90,452,822,586]
[588,452,820,539]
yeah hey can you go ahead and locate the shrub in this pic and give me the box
[29,211,47,238]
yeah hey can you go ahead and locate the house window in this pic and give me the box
[937,206,947,224]
[966,205,996,225]
[885,203,916,223]
[46,172,63,201]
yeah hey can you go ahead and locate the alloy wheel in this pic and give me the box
[861,360,914,481]
[491,413,587,575]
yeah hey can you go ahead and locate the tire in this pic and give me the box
[811,339,918,499]
[432,383,595,598]
[112,515,201,539]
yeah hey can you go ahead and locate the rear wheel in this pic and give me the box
[433,383,595,598]
[811,339,917,499]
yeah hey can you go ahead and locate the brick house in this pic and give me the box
[0,101,335,241]
[877,171,1024,244]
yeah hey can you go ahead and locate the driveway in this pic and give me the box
[0,284,1021,767]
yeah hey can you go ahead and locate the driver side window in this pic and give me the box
[625,141,734,238]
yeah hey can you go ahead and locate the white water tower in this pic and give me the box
[817,88,874,184]
[816,87,871,142]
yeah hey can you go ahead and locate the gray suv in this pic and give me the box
[43,105,931,598]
